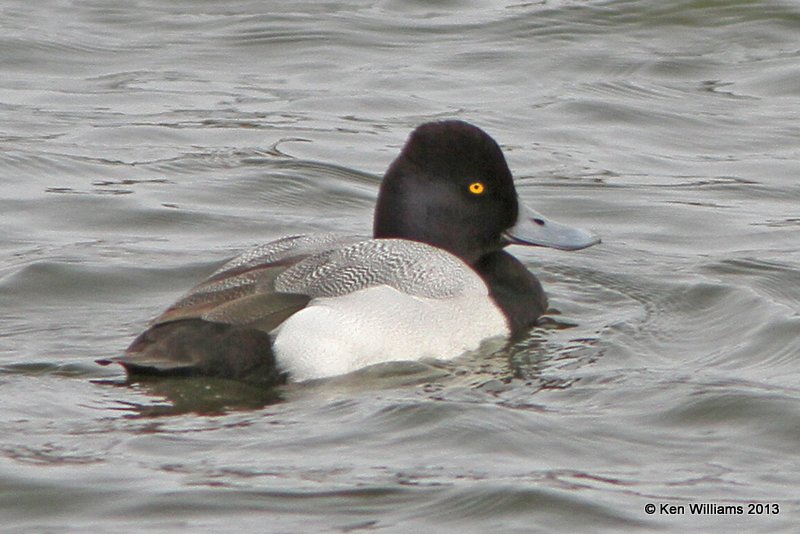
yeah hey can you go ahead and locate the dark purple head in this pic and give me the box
[373,121,598,264]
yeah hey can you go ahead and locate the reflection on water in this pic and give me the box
[95,377,285,417]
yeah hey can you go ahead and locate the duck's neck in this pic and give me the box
[473,250,548,337]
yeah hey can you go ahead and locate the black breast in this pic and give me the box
[474,251,548,337]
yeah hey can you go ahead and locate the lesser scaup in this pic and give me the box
[99,121,599,384]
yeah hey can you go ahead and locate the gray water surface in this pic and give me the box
[2,1,799,532]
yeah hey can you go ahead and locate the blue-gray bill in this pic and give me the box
[504,202,601,251]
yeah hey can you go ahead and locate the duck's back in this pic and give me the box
[151,233,364,329]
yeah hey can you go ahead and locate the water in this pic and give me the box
[2,0,799,531]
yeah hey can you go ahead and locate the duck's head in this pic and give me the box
[373,120,599,264]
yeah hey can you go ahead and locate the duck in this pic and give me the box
[98,120,599,385]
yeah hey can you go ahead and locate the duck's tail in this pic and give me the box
[97,318,286,386]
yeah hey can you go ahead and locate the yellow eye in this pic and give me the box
[468,182,485,195]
